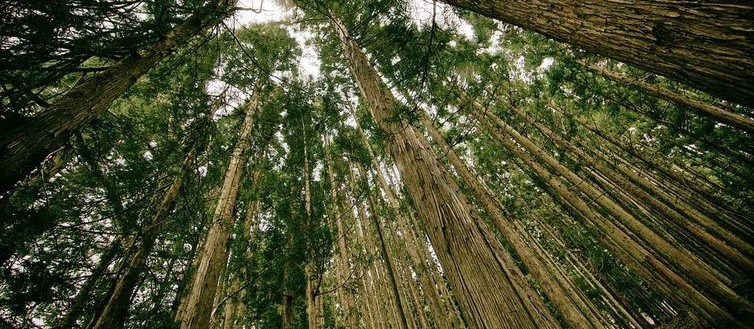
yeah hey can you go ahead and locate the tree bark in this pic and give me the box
[354,164,411,329]
[178,86,261,329]
[0,0,236,195]
[438,0,754,107]
[418,110,604,329]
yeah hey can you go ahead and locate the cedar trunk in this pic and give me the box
[178,89,260,329]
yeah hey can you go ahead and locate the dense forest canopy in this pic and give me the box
[1,0,753,328]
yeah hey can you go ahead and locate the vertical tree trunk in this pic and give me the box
[438,0,754,107]
[178,86,261,329]
[302,122,319,329]
[330,15,559,329]
[324,145,358,329]
[0,0,236,195]
[91,146,199,329]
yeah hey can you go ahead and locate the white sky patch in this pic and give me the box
[286,26,321,79]
[539,57,555,71]
[407,0,475,41]
[230,0,291,26]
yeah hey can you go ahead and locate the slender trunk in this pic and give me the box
[324,145,358,328]
[302,122,319,329]
[330,16,558,329]
[470,104,742,326]
[178,86,261,329]
[438,0,754,106]
[220,162,263,329]
[582,62,754,134]
[511,104,754,272]
[92,146,198,329]
[54,239,122,329]
[0,0,236,194]
[474,102,752,313]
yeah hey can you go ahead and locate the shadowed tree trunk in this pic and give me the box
[438,0,754,107]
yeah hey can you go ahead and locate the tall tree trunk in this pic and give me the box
[581,62,754,134]
[178,87,261,329]
[302,121,320,329]
[220,160,264,329]
[352,116,462,328]
[438,0,754,107]
[330,15,559,329]
[469,102,748,326]
[0,0,236,195]
[324,145,358,329]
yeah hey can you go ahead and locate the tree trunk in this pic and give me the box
[0,0,236,195]
[302,122,319,329]
[354,164,411,329]
[54,239,122,329]
[438,0,754,107]
[91,146,199,329]
[330,15,559,329]
[178,87,261,329]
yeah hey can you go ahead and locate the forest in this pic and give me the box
[0,0,753,328]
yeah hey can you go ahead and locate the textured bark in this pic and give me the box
[354,122,462,328]
[178,88,260,329]
[220,163,263,329]
[582,62,754,134]
[331,16,559,329]
[438,0,754,107]
[355,164,410,329]
[0,0,236,195]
